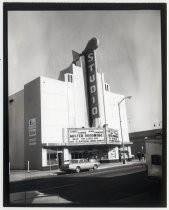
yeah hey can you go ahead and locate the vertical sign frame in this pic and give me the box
[84,50,100,127]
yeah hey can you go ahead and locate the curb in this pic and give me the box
[99,162,146,170]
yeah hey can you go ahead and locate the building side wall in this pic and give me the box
[24,77,42,170]
[41,76,74,145]
[9,90,24,169]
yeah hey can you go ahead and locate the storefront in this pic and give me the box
[41,144,133,170]
[41,127,133,169]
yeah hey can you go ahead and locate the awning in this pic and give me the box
[42,142,133,147]
[47,149,57,154]
[42,143,67,147]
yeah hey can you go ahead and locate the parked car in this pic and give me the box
[60,158,100,173]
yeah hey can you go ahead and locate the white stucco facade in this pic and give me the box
[9,52,132,170]
[40,65,130,146]
[38,58,132,168]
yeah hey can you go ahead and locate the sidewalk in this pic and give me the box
[10,159,146,183]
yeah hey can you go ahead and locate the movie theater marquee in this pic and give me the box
[68,128,119,145]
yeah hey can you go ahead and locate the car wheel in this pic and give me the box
[93,164,98,170]
[76,166,81,173]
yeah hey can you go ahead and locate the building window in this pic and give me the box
[105,83,110,91]
[68,74,73,83]
[28,118,36,127]
[64,73,73,83]
[47,149,58,166]
[151,155,161,165]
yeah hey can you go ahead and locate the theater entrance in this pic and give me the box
[71,150,101,160]
[70,147,111,162]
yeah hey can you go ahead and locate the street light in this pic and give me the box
[118,96,132,164]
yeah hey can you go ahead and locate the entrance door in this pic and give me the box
[58,153,63,168]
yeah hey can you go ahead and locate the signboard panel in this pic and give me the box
[68,128,120,146]
[107,129,119,143]
[29,118,36,127]
[29,138,36,146]
[68,129,105,145]
[84,50,100,126]
[109,148,116,159]
[29,129,36,137]
[28,118,37,146]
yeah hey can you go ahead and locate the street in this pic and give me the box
[10,164,164,207]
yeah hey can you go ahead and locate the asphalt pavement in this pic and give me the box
[9,163,164,207]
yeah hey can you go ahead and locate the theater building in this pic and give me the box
[9,38,133,170]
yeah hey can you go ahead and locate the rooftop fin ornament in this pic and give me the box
[82,37,99,55]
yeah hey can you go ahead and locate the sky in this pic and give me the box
[8,10,162,132]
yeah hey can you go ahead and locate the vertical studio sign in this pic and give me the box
[84,51,100,123]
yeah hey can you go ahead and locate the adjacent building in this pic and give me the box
[129,129,162,158]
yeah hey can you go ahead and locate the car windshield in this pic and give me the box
[70,160,79,164]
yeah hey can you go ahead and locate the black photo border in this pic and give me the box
[3,2,167,207]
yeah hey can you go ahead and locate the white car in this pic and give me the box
[60,158,100,173]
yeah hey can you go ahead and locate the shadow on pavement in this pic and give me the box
[9,171,165,207]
